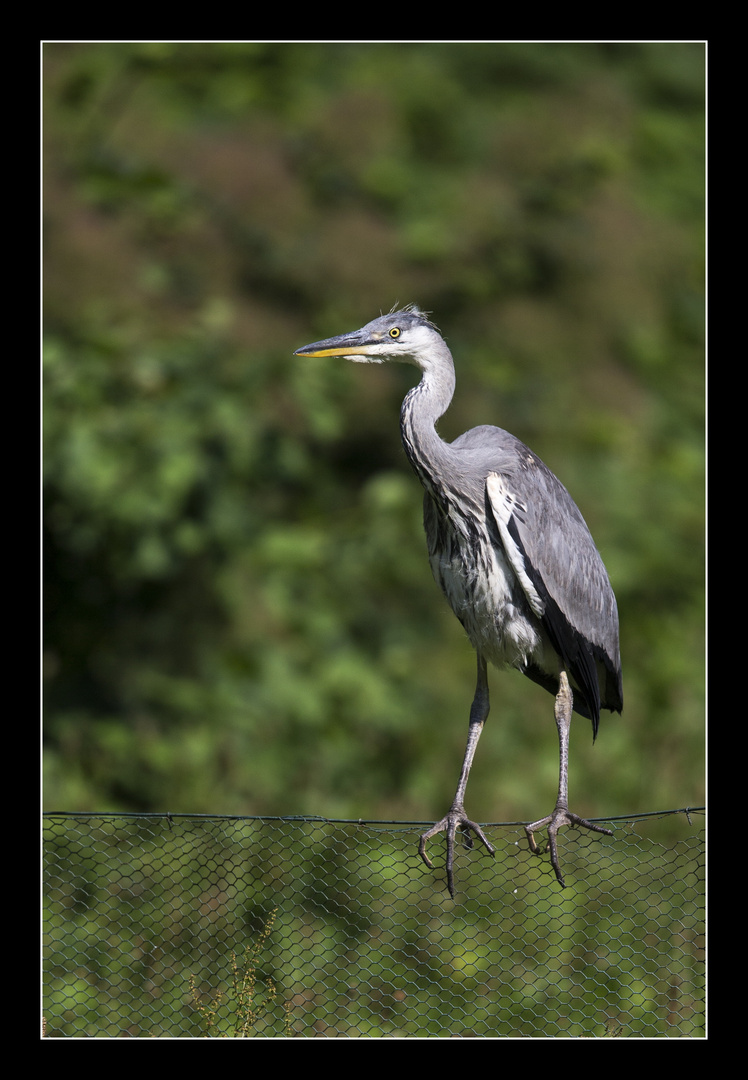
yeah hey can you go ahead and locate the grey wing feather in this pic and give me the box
[482,442,622,732]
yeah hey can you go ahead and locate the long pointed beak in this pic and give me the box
[294,328,377,358]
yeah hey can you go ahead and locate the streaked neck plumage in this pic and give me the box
[399,338,457,494]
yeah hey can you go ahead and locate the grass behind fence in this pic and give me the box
[43,810,704,1038]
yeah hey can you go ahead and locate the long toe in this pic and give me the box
[419,809,495,897]
[525,808,613,887]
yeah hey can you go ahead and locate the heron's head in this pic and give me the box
[294,305,443,368]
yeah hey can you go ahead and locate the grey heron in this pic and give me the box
[294,306,622,895]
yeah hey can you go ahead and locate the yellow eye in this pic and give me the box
[389,327,401,338]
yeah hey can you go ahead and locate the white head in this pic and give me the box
[294,305,445,369]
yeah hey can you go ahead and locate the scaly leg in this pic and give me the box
[525,670,612,887]
[419,653,496,897]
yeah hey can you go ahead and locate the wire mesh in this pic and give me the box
[43,809,704,1038]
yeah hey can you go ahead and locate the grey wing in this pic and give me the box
[486,463,622,734]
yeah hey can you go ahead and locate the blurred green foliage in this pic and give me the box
[43,813,704,1037]
[43,43,704,824]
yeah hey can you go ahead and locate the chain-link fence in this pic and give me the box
[43,809,704,1038]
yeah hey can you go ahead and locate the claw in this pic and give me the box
[525,808,613,887]
[419,808,495,897]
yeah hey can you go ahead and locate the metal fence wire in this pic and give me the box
[43,809,705,1038]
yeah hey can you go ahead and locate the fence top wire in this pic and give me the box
[42,806,705,825]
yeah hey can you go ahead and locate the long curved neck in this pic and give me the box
[400,343,456,493]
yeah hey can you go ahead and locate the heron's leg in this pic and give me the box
[525,670,612,887]
[419,653,495,897]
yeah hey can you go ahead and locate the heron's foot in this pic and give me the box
[525,807,613,888]
[419,807,495,898]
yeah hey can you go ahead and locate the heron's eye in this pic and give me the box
[389,327,401,339]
